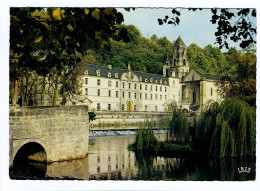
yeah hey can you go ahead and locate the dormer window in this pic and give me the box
[160,79,162,84]
[115,73,118,78]
[84,69,88,75]
[108,72,111,78]
[139,77,142,81]
[155,80,158,83]
[150,78,153,83]
[96,70,100,76]
[145,78,148,82]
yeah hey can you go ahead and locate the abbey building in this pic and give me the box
[82,36,222,112]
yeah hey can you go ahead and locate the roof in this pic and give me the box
[173,36,186,48]
[202,73,218,80]
[85,64,169,85]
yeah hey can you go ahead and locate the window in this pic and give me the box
[160,95,162,100]
[97,103,100,110]
[122,82,125,89]
[165,95,167,100]
[145,93,147,99]
[134,83,137,89]
[128,92,131,98]
[108,72,111,78]
[108,90,111,97]
[160,86,162,92]
[97,79,100,86]
[115,73,118,78]
[84,69,88,75]
[139,77,142,81]
[165,87,167,92]
[150,78,153,83]
[140,93,142,99]
[150,85,152,91]
[145,78,148,82]
[85,88,88,96]
[122,91,125,98]
[150,94,153,99]
[140,84,142,90]
[97,89,100,96]
[108,81,111,87]
[145,85,147,90]
[211,88,213,96]
[134,93,137,99]
[116,81,118,87]
[85,78,88,85]
[134,105,137,111]
[97,70,100,76]
[156,86,158,91]
[116,91,118,97]
[155,106,158,111]
[145,105,148,111]
[129,83,131,89]
[155,94,157,99]
[122,104,125,111]
[108,104,111,111]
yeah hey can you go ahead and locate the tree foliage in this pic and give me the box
[192,98,256,157]
[89,25,173,74]
[168,107,189,143]
[10,7,131,105]
[158,8,256,49]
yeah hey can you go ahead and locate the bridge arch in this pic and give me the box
[13,141,47,163]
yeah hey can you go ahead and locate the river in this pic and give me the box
[10,134,255,181]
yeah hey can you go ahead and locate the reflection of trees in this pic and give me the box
[134,152,255,181]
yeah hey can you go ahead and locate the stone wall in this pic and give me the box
[9,105,89,165]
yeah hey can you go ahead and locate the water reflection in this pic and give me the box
[10,135,255,180]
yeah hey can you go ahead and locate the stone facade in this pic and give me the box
[28,36,221,112]
[9,105,89,165]
[80,36,221,112]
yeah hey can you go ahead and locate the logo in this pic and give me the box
[237,167,251,173]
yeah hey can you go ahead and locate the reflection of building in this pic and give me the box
[83,36,221,112]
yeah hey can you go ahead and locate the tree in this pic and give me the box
[218,47,256,106]
[10,8,131,105]
[158,8,256,49]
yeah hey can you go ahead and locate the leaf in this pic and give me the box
[52,9,63,20]
[91,8,100,20]
[34,36,43,43]
[158,19,163,25]
[103,8,114,15]
[84,8,90,15]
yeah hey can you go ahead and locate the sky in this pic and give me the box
[118,8,255,51]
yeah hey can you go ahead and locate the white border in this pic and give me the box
[1,0,259,191]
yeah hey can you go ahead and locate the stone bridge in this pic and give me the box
[9,105,89,167]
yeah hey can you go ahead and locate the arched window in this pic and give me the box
[183,59,186,66]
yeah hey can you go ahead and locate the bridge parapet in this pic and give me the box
[9,105,89,166]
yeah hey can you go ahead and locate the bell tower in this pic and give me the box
[172,36,189,78]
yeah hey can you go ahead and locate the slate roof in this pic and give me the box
[85,64,169,85]
[184,68,219,81]
[202,73,218,80]
[173,36,186,48]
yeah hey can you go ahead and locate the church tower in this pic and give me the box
[171,36,189,78]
